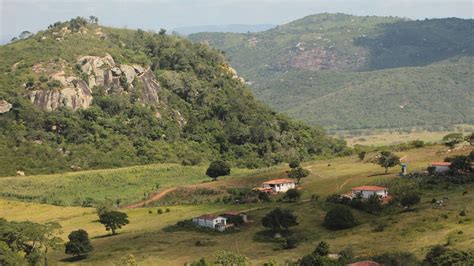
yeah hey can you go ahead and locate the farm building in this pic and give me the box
[192,214,227,231]
[348,261,381,266]
[256,178,296,193]
[430,162,452,173]
[351,186,388,199]
[222,212,249,226]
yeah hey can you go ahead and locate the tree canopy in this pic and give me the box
[261,208,299,232]
[98,211,130,235]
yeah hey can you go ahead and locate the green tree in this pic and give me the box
[445,155,472,172]
[65,229,93,258]
[313,241,330,256]
[289,158,300,169]
[442,133,464,148]
[99,211,129,235]
[365,194,383,214]
[324,206,357,230]
[288,167,310,184]
[358,151,367,161]
[0,219,62,265]
[283,188,302,202]
[206,160,231,181]
[400,193,420,209]
[261,208,298,232]
[376,151,400,173]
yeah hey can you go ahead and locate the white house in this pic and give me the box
[260,178,296,193]
[430,162,452,173]
[192,214,227,231]
[351,186,388,199]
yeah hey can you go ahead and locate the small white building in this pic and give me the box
[430,162,452,173]
[351,186,388,199]
[192,214,227,231]
[261,178,296,193]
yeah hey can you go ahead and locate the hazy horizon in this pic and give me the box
[1,0,473,44]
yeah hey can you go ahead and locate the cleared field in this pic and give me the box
[342,125,473,147]
[1,145,473,265]
[0,163,270,206]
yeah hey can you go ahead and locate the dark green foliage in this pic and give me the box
[189,15,474,130]
[323,205,357,230]
[467,133,474,146]
[0,18,348,176]
[65,229,93,258]
[98,211,129,235]
[288,159,300,169]
[287,167,310,184]
[0,218,62,265]
[442,133,465,148]
[206,160,231,181]
[283,188,301,202]
[425,245,474,266]
[261,208,298,232]
[445,155,473,172]
[281,236,298,249]
[400,192,420,209]
[313,241,330,256]
[376,151,400,173]
[371,251,419,266]
[358,151,367,161]
[258,191,271,202]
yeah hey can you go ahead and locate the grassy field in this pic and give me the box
[1,145,473,265]
[340,125,474,147]
[0,163,271,206]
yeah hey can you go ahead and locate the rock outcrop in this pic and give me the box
[29,53,163,111]
[0,100,12,113]
[29,71,92,111]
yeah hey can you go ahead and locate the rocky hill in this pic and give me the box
[189,13,474,130]
[0,17,348,176]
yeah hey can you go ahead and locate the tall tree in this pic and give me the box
[65,229,93,258]
[376,151,400,173]
[288,166,310,184]
[261,208,298,232]
[99,211,129,235]
[206,160,230,181]
[442,133,464,149]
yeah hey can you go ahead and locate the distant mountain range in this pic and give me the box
[173,24,275,35]
[189,13,474,130]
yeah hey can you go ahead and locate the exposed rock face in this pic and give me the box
[0,100,12,113]
[29,53,163,111]
[29,80,92,111]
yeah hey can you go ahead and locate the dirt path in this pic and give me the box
[338,178,353,191]
[123,187,177,209]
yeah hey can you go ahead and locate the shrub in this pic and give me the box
[372,251,419,265]
[157,208,163,214]
[165,208,170,213]
[281,236,298,249]
[323,206,357,230]
[283,188,301,202]
[313,241,330,256]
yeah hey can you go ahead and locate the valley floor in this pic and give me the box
[1,145,473,265]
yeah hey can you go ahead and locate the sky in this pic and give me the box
[1,0,473,43]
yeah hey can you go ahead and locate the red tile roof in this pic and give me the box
[224,211,242,216]
[348,261,381,266]
[352,186,387,191]
[263,178,295,185]
[431,162,452,166]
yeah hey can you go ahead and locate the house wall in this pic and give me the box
[352,190,387,199]
[192,217,227,229]
[434,165,450,173]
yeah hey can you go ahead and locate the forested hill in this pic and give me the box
[0,17,348,176]
[188,13,474,130]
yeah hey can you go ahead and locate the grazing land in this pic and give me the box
[1,145,472,265]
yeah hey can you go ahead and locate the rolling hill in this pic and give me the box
[0,17,348,176]
[188,13,474,130]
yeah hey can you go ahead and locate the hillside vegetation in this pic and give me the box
[189,13,474,130]
[0,17,348,176]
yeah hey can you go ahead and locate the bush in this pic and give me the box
[281,236,298,249]
[157,208,163,214]
[313,241,330,256]
[372,251,419,265]
[323,206,357,230]
[165,208,170,213]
